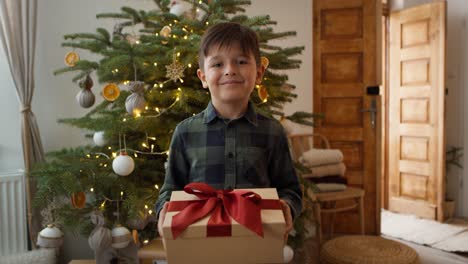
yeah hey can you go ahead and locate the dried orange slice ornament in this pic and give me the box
[102,83,121,101]
[258,85,268,102]
[65,51,80,67]
[261,56,269,69]
[71,192,86,209]
[132,229,139,245]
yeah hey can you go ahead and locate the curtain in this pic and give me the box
[0,0,44,249]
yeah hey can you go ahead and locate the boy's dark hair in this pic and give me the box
[198,22,261,70]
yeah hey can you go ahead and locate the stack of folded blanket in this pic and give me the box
[298,148,347,192]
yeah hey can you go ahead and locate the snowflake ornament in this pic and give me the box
[165,56,186,82]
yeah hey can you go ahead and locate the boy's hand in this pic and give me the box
[157,202,169,238]
[279,199,293,243]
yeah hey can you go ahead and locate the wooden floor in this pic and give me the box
[292,236,468,264]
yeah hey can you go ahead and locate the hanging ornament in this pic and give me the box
[76,88,95,108]
[125,34,140,45]
[132,229,139,245]
[37,224,64,248]
[76,75,95,108]
[166,54,186,82]
[101,83,121,102]
[125,81,146,115]
[283,245,294,263]
[64,51,80,67]
[169,1,192,17]
[111,225,132,249]
[169,0,205,20]
[71,191,86,209]
[261,56,270,69]
[88,210,113,253]
[91,210,106,226]
[159,26,172,38]
[79,75,94,89]
[257,84,269,102]
[89,226,112,251]
[112,151,135,176]
[93,131,108,147]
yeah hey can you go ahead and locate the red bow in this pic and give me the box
[168,183,280,239]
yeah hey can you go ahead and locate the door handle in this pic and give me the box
[361,99,377,129]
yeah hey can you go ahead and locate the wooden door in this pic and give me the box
[388,1,446,222]
[313,0,382,234]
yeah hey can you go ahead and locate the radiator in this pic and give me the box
[0,171,27,256]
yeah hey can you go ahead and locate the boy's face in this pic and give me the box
[197,42,265,107]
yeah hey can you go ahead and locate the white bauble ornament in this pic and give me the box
[111,225,131,249]
[125,81,146,115]
[37,224,64,248]
[125,93,146,115]
[112,152,135,176]
[169,1,191,17]
[93,131,108,147]
[76,88,95,108]
[283,245,294,263]
[169,1,205,20]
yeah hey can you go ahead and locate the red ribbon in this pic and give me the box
[167,183,281,239]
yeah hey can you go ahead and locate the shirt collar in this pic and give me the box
[203,101,258,126]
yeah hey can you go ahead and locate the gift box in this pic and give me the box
[162,183,285,264]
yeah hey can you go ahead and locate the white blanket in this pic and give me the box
[302,162,346,177]
[316,183,347,192]
[299,148,343,167]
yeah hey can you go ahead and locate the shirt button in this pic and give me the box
[228,152,234,158]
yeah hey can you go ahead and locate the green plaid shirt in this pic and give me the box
[156,101,302,219]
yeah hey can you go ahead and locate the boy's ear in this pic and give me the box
[255,64,266,85]
[197,69,208,88]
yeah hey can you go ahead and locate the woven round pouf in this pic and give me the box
[320,235,419,264]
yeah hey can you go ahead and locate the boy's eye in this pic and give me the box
[211,62,222,67]
[238,58,249,64]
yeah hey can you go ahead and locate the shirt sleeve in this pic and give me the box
[268,128,303,220]
[155,124,190,218]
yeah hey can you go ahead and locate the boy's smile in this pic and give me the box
[197,42,265,116]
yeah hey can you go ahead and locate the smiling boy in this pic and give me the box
[156,22,302,242]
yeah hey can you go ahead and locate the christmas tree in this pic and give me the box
[33,0,316,255]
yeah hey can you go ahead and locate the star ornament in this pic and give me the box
[165,60,186,82]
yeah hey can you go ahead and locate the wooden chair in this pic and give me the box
[287,133,365,248]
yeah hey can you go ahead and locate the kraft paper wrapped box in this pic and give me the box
[162,183,286,264]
